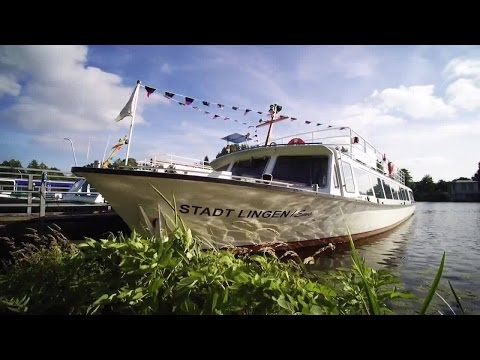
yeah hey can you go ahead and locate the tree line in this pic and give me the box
[403,162,480,201]
[1,159,65,179]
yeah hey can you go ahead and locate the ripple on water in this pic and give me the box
[309,202,480,314]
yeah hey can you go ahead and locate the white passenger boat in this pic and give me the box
[72,125,415,249]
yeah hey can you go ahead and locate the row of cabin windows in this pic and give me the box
[219,156,414,201]
[341,161,413,201]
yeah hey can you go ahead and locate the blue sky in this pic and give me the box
[1,45,480,181]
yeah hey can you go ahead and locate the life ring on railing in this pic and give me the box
[288,138,305,145]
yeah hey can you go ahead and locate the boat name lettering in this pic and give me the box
[178,204,312,218]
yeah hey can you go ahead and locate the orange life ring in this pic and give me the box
[288,138,305,145]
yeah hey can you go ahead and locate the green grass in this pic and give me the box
[0,186,452,315]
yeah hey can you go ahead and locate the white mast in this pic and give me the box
[124,80,141,165]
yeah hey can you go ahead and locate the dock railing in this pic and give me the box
[0,166,109,216]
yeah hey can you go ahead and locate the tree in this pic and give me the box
[1,159,23,168]
[27,159,39,169]
[454,177,470,181]
[204,156,210,165]
[436,179,449,192]
[400,168,413,188]
[216,147,229,159]
[110,158,137,169]
[215,143,250,158]
[472,162,480,181]
[416,174,436,193]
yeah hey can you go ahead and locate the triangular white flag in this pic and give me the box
[114,84,140,122]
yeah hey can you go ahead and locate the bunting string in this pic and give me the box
[157,89,261,142]
[140,84,339,132]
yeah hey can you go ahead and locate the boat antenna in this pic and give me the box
[264,103,282,146]
[124,80,142,166]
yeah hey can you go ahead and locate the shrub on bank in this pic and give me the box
[0,188,447,315]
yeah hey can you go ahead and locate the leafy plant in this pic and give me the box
[0,186,449,315]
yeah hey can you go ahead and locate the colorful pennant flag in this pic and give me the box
[164,92,175,99]
[232,106,238,110]
[202,101,210,106]
[145,86,156,97]
[185,97,194,105]
[244,109,251,116]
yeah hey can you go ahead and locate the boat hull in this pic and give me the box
[73,169,415,248]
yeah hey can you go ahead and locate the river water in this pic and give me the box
[309,202,480,315]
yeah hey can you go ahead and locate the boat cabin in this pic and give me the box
[209,127,414,206]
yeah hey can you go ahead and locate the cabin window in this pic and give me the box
[272,156,329,187]
[216,164,230,172]
[390,182,399,200]
[231,157,270,179]
[353,168,374,196]
[409,190,415,202]
[382,179,394,199]
[333,164,339,188]
[372,176,385,199]
[341,161,355,193]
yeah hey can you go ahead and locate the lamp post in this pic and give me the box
[63,137,78,166]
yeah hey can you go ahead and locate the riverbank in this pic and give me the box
[0,209,447,315]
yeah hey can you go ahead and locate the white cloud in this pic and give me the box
[0,45,158,134]
[370,85,455,119]
[444,57,480,78]
[160,63,172,74]
[340,103,405,127]
[0,74,21,97]
[446,78,480,111]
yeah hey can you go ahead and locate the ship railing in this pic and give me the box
[138,153,213,171]
[272,126,406,185]
[121,163,296,189]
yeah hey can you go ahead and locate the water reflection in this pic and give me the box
[298,202,480,314]
[296,216,414,271]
